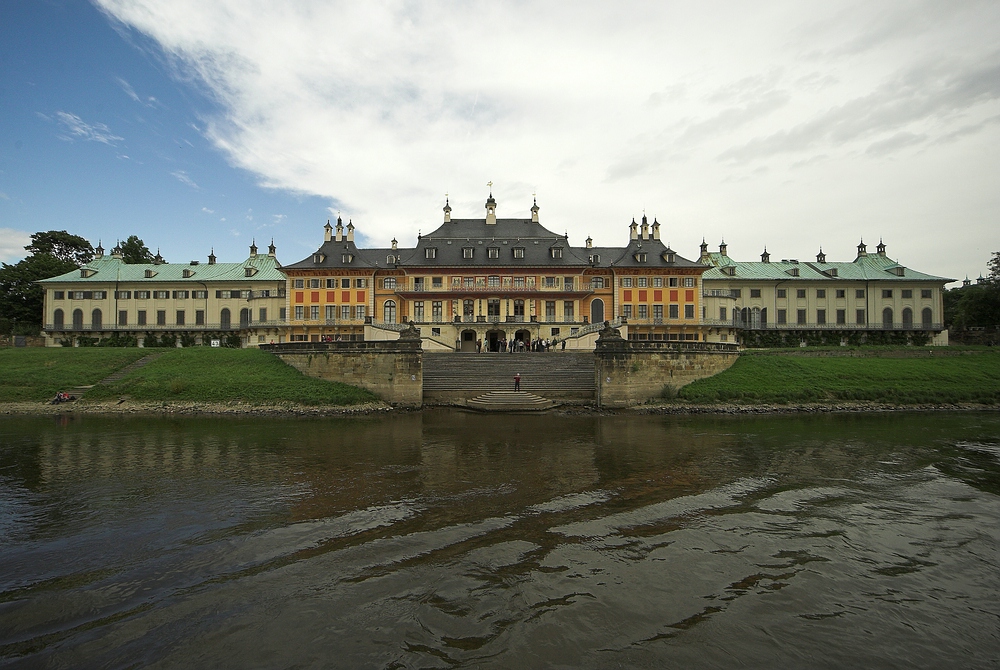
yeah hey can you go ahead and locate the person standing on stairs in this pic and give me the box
[514,372,521,391]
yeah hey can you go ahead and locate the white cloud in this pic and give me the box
[171,169,199,189]
[95,1,1000,280]
[201,206,214,214]
[53,111,123,145]
[0,228,32,263]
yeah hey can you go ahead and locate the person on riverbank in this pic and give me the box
[514,372,521,391]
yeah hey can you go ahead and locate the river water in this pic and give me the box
[0,410,998,669]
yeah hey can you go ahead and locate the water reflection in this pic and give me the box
[0,410,998,668]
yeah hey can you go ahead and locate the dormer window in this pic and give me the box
[589,254,601,264]
[80,268,95,278]
[463,247,474,259]
[244,267,256,277]
[663,252,676,263]
[724,266,737,277]
[550,247,563,259]
[387,255,396,264]
[488,247,499,259]
[144,269,157,278]
[827,268,838,277]
[342,253,354,263]
[313,253,326,264]
[634,252,647,263]
[183,268,194,278]
[425,248,437,259]
[892,266,905,276]
[786,267,799,277]
[513,247,525,259]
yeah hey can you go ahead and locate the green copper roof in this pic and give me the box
[700,251,951,283]
[38,253,286,284]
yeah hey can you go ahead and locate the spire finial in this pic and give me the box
[487,180,493,196]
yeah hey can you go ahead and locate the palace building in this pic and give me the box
[698,239,951,345]
[282,193,709,349]
[40,241,287,347]
[38,192,953,349]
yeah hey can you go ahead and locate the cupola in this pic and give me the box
[324,219,333,242]
[531,196,539,223]
[153,249,163,265]
[346,220,355,243]
[640,214,649,240]
[816,248,826,263]
[208,248,216,265]
[586,236,593,249]
[877,239,886,256]
[95,241,104,259]
[857,239,867,257]
[761,247,770,263]
[335,216,344,242]
[485,188,497,225]
[443,196,452,223]
[651,218,660,240]
[391,238,398,251]
[629,218,638,241]
[250,239,258,257]
[268,239,276,257]
[719,239,727,257]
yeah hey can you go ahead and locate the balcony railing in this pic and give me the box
[705,320,944,331]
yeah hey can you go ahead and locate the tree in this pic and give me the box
[25,230,93,265]
[988,251,1000,284]
[119,235,155,264]
[0,249,80,329]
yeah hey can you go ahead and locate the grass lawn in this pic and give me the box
[679,349,1000,404]
[0,348,149,402]
[84,347,377,406]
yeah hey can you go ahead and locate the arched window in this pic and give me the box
[902,307,913,329]
[220,308,231,330]
[72,309,83,330]
[383,277,396,290]
[590,298,605,324]
[882,307,893,329]
[591,277,605,289]
[240,308,250,328]
[922,307,933,328]
[53,309,64,329]
[383,300,396,323]
[91,309,102,330]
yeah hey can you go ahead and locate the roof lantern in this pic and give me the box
[250,239,258,257]
[816,248,826,263]
[586,236,593,249]
[443,195,452,223]
[719,239,727,256]
[95,240,104,258]
[346,219,355,243]
[629,218,638,241]
[324,219,333,242]
[761,247,770,263]
[153,249,163,265]
[485,184,497,225]
[335,216,344,242]
[531,195,539,223]
[268,239,276,257]
[640,214,649,240]
[877,239,886,256]
[651,218,660,240]
[208,248,216,265]
[857,239,867,257]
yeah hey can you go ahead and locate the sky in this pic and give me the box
[1,0,998,284]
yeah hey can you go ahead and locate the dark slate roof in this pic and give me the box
[607,238,704,269]
[283,240,382,270]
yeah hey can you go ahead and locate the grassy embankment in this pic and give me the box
[0,347,377,406]
[678,348,1000,405]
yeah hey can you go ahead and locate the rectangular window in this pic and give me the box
[432,301,443,322]
[637,277,648,288]
[720,307,727,321]
[546,301,556,319]
[309,279,320,288]
[622,277,633,288]
[654,305,663,320]
[836,309,846,325]
[195,290,208,299]
[355,279,367,288]
[114,291,130,299]
[463,247,474,259]
[683,277,696,288]
[172,290,189,299]
[921,289,932,299]
[882,289,893,298]
[92,291,106,300]
[513,277,525,288]
[341,278,350,289]
[72,291,84,300]
[136,291,150,300]
[817,309,826,325]
[550,248,562,259]
[432,277,443,288]
[326,278,337,288]
[356,305,366,320]
[325,305,336,320]
[513,248,524,258]
[294,305,304,320]
[796,289,806,299]
[797,309,807,325]
[488,275,500,288]
[638,305,648,319]
[426,248,437,259]
[669,304,679,319]
[816,289,826,299]
[684,304,694,319]
[383,277,396,289]
[776,289,786,298]
[137,310,146,325]
[341,305,350,320]
[118,310,127,326]
[777,309,786,324]
[856,309,866,324]
[310,305,319,320]
[413,301,424,322]
[154,290,170,300]
[750,288,761,298]
[488,247,499,259]
[176,310,185,325]
[856,289,866,299]
[196,310,205,325]
[669,277,678,287]
[902,289,912,299]
[564,277,574,289]
[294,279,304,288]
[545,276,556,288]
[157,310,166,326]
[258,308,267,322]
[622,304,633,318]
[54,291,65,300]
[564,301,574,320]
[836,289,846,298]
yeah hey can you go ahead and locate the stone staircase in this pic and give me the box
[423,352,595,404]
[96,353,163,386]
[465,390,555,412]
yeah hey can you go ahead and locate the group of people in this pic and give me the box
[320,335,344,342]
[477,337,558,353]
[50,391,76,404]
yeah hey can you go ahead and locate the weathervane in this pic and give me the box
[487,180,493,193]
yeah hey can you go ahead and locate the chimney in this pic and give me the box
[346,220,355,242]
[629,218,638,241]
[651,218,660,240]
[335,216,344,242]
[640,214,649,240]
[324,220,333,242]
